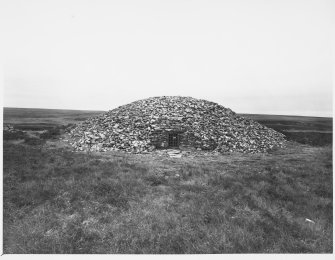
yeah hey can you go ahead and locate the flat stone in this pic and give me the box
[169,154,182,158]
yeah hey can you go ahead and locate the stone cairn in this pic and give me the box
[65,96,286,154]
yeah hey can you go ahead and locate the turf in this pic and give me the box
[3,107,333,253]
[3,107,104,128]
[3,142,332,253]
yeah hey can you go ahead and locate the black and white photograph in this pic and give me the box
[1,0,333,255]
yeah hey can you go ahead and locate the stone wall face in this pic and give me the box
[149,130,168,148]
[149,127,217,150]
[149,127,187,149]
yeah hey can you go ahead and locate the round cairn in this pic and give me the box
[67,96,286,153]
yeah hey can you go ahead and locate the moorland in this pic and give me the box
[3,107,333,253]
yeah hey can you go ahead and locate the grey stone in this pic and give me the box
[66,96,286,153]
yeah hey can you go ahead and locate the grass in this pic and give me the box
[279,131,332,147]
[3,107,104,127]
[3,141,333,253]
[3,108,333,253]
[242,114,332,147]
[3,130,27,140]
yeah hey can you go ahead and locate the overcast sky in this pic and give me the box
[1,0,333,116]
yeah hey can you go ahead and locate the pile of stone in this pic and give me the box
[65,96,286,153]
[3,124,15,132]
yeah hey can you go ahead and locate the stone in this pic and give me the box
[66,96,286,153]
[169,154,182,158]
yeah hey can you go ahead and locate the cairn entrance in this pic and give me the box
[168,133,180,148]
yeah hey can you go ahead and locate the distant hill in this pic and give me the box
[3,107,105,128]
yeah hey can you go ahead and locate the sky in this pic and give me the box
[1,0,334,116]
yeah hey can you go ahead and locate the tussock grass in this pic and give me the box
[3,130,27,140]
[3,143,332,253]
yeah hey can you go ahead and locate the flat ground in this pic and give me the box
[3,107,104,130]
[2,107,333,253]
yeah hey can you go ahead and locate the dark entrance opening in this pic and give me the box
[168,133,180,148]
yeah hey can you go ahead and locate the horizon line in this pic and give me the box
[3,106,333,119]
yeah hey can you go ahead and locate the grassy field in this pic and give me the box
[241,114,333,147]
[2,107,333,253]
[3,107,104,130]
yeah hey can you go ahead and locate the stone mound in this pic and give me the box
[66,96,286,153]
